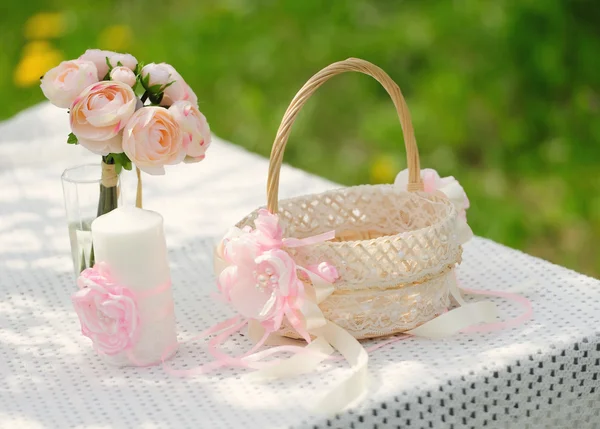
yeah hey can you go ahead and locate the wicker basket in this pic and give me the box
[236,58,467,340]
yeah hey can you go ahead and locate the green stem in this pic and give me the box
[89,244,95,269]
[85,156,119,272]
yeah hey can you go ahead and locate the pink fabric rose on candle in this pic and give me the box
[72,262,140,355]
[69,81,137,155]
[122,106,185,175]
[395,168,470,219]
[169,101,211,162]
[110,66,136,87]
[79,49,137,79]
[40,60,98,108]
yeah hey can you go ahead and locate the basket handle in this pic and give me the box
[267,57,423,213]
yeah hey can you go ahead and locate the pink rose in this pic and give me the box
[79,49,114,79]
[110,66,136,87]
[79,49,138,79]
[160,64,197,107]
[70,81,137,155]
[40,60,98,108]
[140,63,172,89]
[122,107,185,175]
[395,168,470,219]
[72,263,140,355]
[140,63,197,107]
[168,101,211,162]
[109,52,137,71]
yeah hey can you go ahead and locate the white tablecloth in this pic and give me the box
[1,103,599,429]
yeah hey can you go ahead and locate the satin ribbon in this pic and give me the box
[240,272,533,415]
[136,280,173,300]
[282,231,336,248]
[170,226,533,416]
[125,280,174,367]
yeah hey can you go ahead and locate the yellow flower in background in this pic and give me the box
[98,25,133,51]
[14,41,63,87]
[369,153,400,184]
[24,12,67,39]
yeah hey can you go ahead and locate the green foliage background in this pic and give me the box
[1,1,598,276]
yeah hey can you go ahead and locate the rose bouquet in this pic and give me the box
[41,49,211,210]
[42,49,211,271]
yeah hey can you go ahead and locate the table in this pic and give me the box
[1,103,599,429]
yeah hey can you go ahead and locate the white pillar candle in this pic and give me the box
[91,207,178,366]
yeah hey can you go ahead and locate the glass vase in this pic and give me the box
[61,162,121,276]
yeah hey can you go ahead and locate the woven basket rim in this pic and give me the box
[238,183,458,247]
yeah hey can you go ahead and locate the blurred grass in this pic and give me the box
[0,0,598,276]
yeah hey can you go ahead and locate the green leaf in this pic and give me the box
[147,83,163,94]
[162,80,176,90]
[134,61,144,76]
[105,56,113,71]
[108,152,133,172]
[116,61,123,67]
[141,73,150,90]
[67,132,78,145]
[115,163,123,174]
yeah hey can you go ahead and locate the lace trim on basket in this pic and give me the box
[280,269,454,340]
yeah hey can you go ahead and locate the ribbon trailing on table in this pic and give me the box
[160,209,534,415]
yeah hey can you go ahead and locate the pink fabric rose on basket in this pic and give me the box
[40,60,99,108]
[169,101,211,162]
[72,262,140,355]
[395,168,470,219]
[217,209,321,340]
[122,106,185,175]
[69,81,137,155]
[227,249,304,332]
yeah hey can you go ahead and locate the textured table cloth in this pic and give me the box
[0,103,598,429]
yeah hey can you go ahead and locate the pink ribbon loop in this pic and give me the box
[459,287,533,333]
[282,230,336,248]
